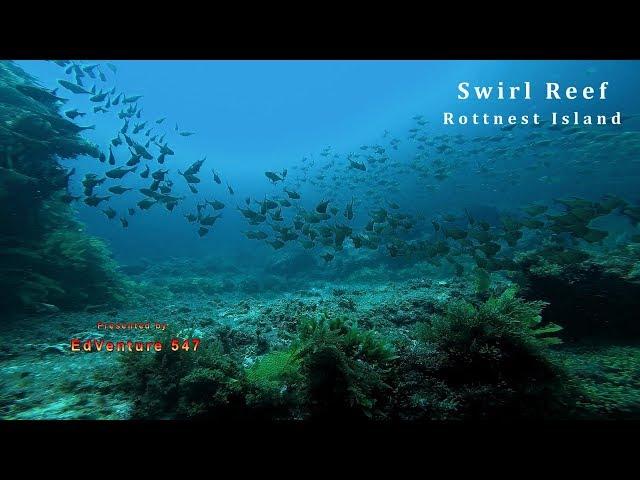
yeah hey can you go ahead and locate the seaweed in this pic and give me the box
[561,345,640,418]
[410,287,571,419]
[118,331,245,419]
[292,312,396,420]
[245,350,305,417]
[0,60,125,315]
[516,243,640,341]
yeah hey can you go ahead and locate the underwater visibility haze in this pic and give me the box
[1,59,640,420]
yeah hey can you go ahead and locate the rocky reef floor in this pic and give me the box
[1,271,639,420]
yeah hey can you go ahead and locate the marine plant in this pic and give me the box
[474,267,491,294]
[560,345,640,418]
[292,312,396,419]
[118,330,245,419]
[515,243,640,340]
[0,60,128,315]
[413,287,569,418]
[244,312,396,420]
[245,349,305,416]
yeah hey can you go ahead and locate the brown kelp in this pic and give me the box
[0,61,128,314]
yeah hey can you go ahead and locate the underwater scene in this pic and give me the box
[1,59,640,421]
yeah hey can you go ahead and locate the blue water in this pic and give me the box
[16,60,640,264]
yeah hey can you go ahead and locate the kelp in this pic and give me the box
[515,243,640,341]
[0,61,125,314]
[408,287,570,419]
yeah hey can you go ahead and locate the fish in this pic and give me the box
[521,219,545,229]
[108,147,116,165]
[475,242,501,257]
[297,239,314,249]
[123,95,143,103]
[198,227,209,237]
[206,199,225,210]
[140,165,150,179]
[151,169,169,181]
[60,194,81,204]
[131,143,153,160]
[18,84,66,106]
[578,228,608,243]
[227,183,234,195]
[120,218,129,228]
[270,209,284,221]
[105,166,137,179]
[284,188,300,199]
[344,198,354,220]
[137,199,157,210]
[320,252,335,263]
[265,171,283,183]
[200,214,222,226]
[82,64,99,78]
[141,186,161,198]
[133,122,147,134]
[90,90,108,103]
[349,159,366,171]
[266,239,285,249]
[212,170,222,184]
[444,227,468,240]
[158,144,175,156]
[81,174,105,196]
[244,231,269,240]
[84,195,111,207]
[108,185,133,195]
[58,79,90,94]
[257,198,279,211]
[179,170,201,184]
[126,152,142,167]
[523,204,548,217]
[464,208,476,226]
[102,207,117,220]
[64,109,86,120]
[316,200,330,214]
